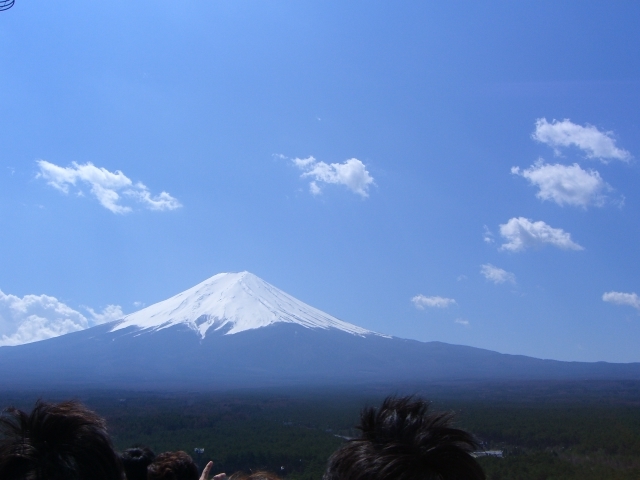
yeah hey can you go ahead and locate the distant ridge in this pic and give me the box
[1,271,639,390]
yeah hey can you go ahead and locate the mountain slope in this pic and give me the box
[112,271,376,337]
[1,272,639,390]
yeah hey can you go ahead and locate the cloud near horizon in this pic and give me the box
[292,156,375,197]
[411,295,456,309]
[602,291,640,311]
[499,217,584,252]
[512,161,611,208]
[533,118,630,162]
[481,264,516,284]
[0,289,123,346]
[37,160,182,214]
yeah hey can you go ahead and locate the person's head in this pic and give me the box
[0,399,123,480]
[120,446,156,480]
[323,396,485,480]
[228,472,281,480]
[148,451,199,480]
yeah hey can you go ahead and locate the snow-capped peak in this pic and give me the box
[111,271,378,337]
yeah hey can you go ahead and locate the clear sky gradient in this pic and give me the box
[1,1,640,361]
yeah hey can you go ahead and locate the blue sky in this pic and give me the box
[1,1,640,361]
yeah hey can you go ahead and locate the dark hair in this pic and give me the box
[0,399,123,480]
[323,396,485,480]
[148,451,199,480]
[120,446,156,480]
[228,472,281,480]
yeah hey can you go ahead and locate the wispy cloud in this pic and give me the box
[0,289,122,346]
[483,225,495,244]
[512,161,611,208]
[455,318,470,326]
[481,264,516,284]
[602,291,640,311]
[499,217,583,252]
[36,160,182,214]
[411,295,456,309]
[533,118,630,162]
[84,304,124,324]
[291,156,375,197]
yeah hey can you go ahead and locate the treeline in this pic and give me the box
[457,403,640,454]
[91,394,353,480]
[111,413,341,478]
[2,383,639,480]
[455,403,640,480]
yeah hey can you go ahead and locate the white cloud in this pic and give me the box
[454,318,470,326]
[309,181,322,195]
[412,295,456,309]
[512,161,610,208]
[36,160,181,214]
[0,289,122,346]
[602,291,640,311]
[0,290,88,346]
[125,184,182,211]
[533,118,630,162]
[292,156,375,197]
[85,304,124,324]
[480,264,516,284]
[499,217,583,252]
[292,156,316,168]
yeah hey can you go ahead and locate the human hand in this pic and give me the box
[200,461,227,480]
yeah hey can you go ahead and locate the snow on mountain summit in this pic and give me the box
[111,272,377,337]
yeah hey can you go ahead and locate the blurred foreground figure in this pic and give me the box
[323,396,485,480]
[120,446,156,480]
[148,451,200,480]
[0,400,123,480]
[228,471,281,480]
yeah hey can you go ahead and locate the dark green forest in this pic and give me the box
[1,381,640,480]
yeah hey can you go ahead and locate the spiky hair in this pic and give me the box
[323,396,485,480]
[120,446,156,480]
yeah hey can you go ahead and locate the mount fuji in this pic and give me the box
[111,271,376,338]
[1,272,639,390]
